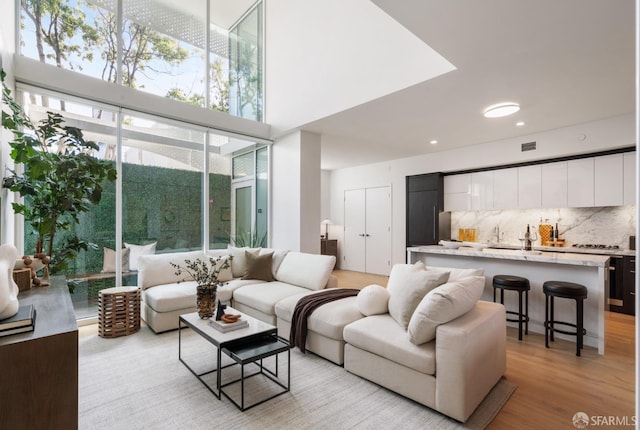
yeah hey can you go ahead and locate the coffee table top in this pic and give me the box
[179,308,276,348]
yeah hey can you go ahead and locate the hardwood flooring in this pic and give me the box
[331,269,636,430]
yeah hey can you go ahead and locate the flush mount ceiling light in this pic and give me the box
[483,102,520,118]
[430,140,438,145]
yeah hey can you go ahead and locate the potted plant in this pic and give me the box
[171,256,232,319]
[1,70,117,278]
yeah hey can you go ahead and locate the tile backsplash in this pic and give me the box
[451,205,637,249]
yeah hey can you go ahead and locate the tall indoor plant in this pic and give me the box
[1,70,117,273]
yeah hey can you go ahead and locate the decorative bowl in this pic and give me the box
[439,240,463,249]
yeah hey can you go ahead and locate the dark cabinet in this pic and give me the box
[609,255,635,316]
[321,239,338,268]
[406,173,451,247]
[622,255,636,315]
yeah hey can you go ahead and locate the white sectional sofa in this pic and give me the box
[275,262,507,423]
[138,249,505,423]
[137,247,336,333]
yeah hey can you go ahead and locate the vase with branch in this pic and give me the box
[170,256,232,319]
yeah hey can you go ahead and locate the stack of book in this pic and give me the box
[209,317,249,333]
[0,304,36,337]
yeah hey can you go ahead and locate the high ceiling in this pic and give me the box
[295,0,635,170]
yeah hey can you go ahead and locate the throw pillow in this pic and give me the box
[243,251,275,282]
[101,247,131,273]
[124,242,157,271]
[386,263,450,329]
[356,284,390,316]
[212,255,233,282]
[228,246,260,278]
[407,275,485,345]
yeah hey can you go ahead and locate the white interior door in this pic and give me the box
[365,187,392,276]
[343,189,366,271]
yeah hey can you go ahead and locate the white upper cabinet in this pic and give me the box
[442,151,633,212]
[594,154,624,207]
[517,165,542,209]
[541,161,568,208]
[444,174,471,211]
[567,158,594,207]
[623,152,636,205]
[493,168,518,209]
[470,171,493,210]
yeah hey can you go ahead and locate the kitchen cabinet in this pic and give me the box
[541,161,568,208]
[471,171,493,210]
[623,152,636,205]
[443,174,470,211]
[568,158,594,207]
[594,154,623,207]
[517,165,542,209]
[493,168,518,209]
[407,173,450,247]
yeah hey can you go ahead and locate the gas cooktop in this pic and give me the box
[572,244,620,249]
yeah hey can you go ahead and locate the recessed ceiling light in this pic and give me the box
[483,102,520,118]
[430,140,438,145]
[516,121,525,126]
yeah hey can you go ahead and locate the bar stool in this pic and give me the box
[492,275,530,341]
[543,281,588,356]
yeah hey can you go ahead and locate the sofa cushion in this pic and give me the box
[275,252,335,291]
[124,242,157,271]
[407,275,486,345]
[344,314,436,375]
[228,246,260,278]
[276,291,364,340]
[216,278,266,302]
[356,284,390,316]
[138,250,203,289]
[386,263,450,329]
[425,264,484,280]
[260,248,289,277]
[233,281,310,316]
[243,251,275,282]
[142,281,198,312]
[102,247,130,273]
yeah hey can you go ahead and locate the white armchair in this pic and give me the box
[0,244,19,319]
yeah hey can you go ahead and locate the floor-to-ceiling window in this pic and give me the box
[12,0,268,320]
[19,0,263,120]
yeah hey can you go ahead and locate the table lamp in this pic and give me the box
[321,219,332,240]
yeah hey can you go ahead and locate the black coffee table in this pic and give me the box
[178,309,290,411]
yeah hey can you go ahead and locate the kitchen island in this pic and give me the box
[407,246,610,354]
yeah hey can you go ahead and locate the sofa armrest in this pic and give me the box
[434,300,506,422]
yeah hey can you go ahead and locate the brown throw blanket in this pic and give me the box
[289,288,359,353]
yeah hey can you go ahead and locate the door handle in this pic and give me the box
[365,234,370,237]
[358,234,365,237]
[433,207,437,238]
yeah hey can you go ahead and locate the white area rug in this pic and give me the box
[79,326,515,430]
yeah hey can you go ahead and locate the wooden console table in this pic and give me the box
[0,276,78,429]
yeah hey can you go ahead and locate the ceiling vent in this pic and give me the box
[521,141,536,152]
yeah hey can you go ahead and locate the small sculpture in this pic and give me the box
[215,300,227,321]
[0,244,20,319]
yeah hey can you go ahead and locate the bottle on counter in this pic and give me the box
[555,223,559,240]
[550,226,554,244]
[525,224,532,251]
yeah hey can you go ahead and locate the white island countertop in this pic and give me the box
[407,245,610,354]
[408,246,610,267]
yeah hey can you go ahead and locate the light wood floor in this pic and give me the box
[332,269,636,429]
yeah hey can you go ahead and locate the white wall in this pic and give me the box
[0,1,16,247]
[329,114,636,267]
[271,130,321,253]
